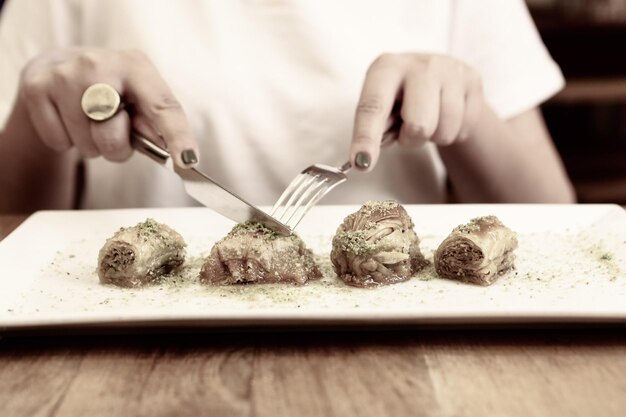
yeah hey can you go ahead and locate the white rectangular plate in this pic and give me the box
[0,205,624,329]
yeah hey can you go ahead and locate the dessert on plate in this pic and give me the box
[434,215,518,285]
[331,200,428,288]
[97,218,186,288]
[200,221,321,285]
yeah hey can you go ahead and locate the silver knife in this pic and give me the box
[132,132,292,236]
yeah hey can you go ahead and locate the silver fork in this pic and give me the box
[270,123,399,229]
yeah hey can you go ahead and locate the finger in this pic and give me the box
[132,113,165,147]
[458,83,484,142]
[21,80,72,151]
[351,55,404,171]
[51,87,99,159]
[91,110,132,162]
[431,81,465,146]
[125,68,198,168]
[398,72,440,148]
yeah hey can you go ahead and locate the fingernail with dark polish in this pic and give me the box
[181,149,198,165]
[355,152,371,169]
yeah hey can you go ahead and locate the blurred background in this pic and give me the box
[527,0,626,204]
[0,0,624,203]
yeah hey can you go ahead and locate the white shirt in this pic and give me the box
[0,0,564,208]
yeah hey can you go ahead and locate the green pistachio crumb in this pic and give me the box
[453,215,497,234]
[334,230,373,255]
[229,221,283,240]
[600,252,613,261]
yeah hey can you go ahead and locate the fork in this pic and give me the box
[270,121,400,229]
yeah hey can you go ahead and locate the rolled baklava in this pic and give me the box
[97,218,186,287]
[434,215,518,285]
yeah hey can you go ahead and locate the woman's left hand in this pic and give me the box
[350,53,485,171]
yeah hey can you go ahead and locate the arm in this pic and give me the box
[439,105,575,203]
[0,96,80,212]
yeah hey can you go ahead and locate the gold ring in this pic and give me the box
[81,83,121,122]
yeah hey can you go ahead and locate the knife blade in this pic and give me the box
[131,133,292,236]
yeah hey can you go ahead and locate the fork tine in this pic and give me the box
[285,183,330,228]
[282,178,329,226]
[286,176,349,228]
[280,175,319,222]
[273,174,319,220]
[270,173,308,216]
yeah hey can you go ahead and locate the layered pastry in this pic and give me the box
[200,222,321,285]
[434,215,518,285]
[98,218,186,287]
[330,200,428,288]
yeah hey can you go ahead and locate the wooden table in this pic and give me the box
[1,214,625,417]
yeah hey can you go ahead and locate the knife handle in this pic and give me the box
[131,131,171,166]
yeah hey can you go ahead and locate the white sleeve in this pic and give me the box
[0,0,79,130]
[449,0,564,119]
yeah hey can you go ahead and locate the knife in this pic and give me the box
[131,132,292,236]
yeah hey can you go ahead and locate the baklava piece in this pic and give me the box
[331,200,428,288]
[200,222,320,285]
[97,218,186,287]
[434,215,518,285]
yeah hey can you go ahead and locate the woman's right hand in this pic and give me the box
[19,48,199,167]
